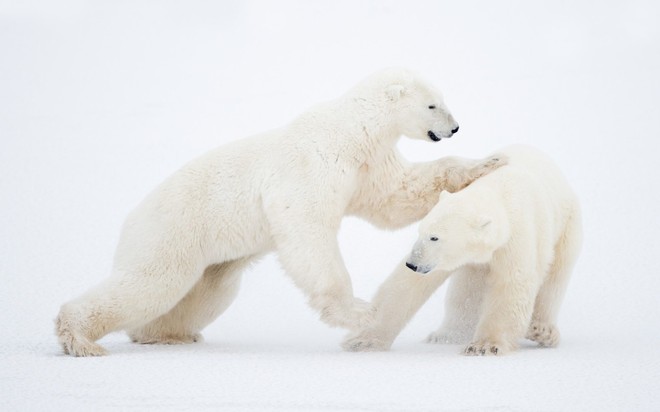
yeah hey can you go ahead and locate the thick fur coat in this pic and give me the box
[56,68,503,356]
[344,145,582,355]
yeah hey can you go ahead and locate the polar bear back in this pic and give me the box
[467,144,579,248]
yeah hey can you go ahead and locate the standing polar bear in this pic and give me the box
[343,145,582,355]
[56,68,505,356]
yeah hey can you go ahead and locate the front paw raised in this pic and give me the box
[471,155,508,180]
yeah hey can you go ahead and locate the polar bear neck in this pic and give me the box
[289,95,403,167]
[335,94,403,165]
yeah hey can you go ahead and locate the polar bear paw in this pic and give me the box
[318,297,376,331]
[55,314,107,357]
[470,155,508,180]
[341,331,391,352]
[526,322,560,347]
[464,341,504,356]
[130,332,204,345]
[58,334,107,357]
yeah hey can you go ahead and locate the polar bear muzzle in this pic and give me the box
[405,261,433,274]
[428,126,459,142]
[427,131,442,142]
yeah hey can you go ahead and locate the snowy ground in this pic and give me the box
[2,1,660,411]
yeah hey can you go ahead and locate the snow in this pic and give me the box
[1,0,660,411]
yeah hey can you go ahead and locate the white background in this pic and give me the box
[1,1,659,410]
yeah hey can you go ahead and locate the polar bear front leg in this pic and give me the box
[343,261,451,351]
[465,257,539,356]
[432,155,508,194]
[268,215,375,331]
[353,153,507,230]
[426,265,487,345]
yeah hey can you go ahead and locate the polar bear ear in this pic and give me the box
[385,84,406,101]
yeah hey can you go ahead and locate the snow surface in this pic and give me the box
[1,1,660,411]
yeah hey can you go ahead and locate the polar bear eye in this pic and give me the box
[428,105,436,109]
[430,236,439,241]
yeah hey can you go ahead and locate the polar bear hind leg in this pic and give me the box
[56,261,204,356]
[128,256,257,345]
[527,209,582,347]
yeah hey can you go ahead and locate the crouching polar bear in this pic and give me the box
[55,68,505,356]
[343,145,582,355]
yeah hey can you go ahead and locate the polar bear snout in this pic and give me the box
[427,131,442,141]
[405,260,433,274]
[406,238,439,274]
[427,125,459,142]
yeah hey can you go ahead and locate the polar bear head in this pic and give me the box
[405,191,509,274]
[366,68,460,142]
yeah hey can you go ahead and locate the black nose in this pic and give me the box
[405,262,418,272]
[451,126,459,134]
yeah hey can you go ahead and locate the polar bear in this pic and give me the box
[55,68,505,356]
[343,145,582,355]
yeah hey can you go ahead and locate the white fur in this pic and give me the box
[55,68,505,356]
[343,145,582,355]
